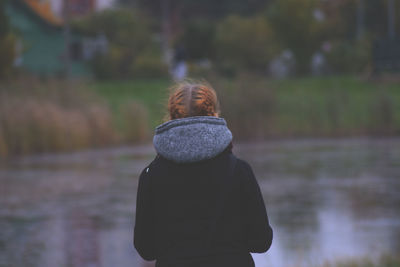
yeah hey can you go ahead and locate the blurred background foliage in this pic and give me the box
[71,9,169,80]
[0,0,16,79]
[0,0,400,157]
[214,15,277,75]
[89,0,394,77]
[267,0,325,74]
[2,0,400,78]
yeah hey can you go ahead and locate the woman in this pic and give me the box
[134,81,273,267]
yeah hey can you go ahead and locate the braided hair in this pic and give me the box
[168,81,220,120]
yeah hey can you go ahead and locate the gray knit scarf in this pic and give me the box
[153,116,233,163]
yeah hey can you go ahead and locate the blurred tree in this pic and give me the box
[321,0,388,40]
[128,0,271,47]
[0,0,8,36]
[0,0,16,79]
[267,0,325,74]
[130,0,270,19]
[365,0,394,39]
[324,0,400,40]
[73,9,167,79]
[325,38,371,74]
[177,19,216,61]
[115,0,398,76]
[320,0,388,74]
[215,15,277,75]
[74,9,151,50]
[321,0,357,40]
[116,0,137,8]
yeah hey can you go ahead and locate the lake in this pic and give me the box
[1,138,399,267]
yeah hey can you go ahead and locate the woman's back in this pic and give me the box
[134,82,272,267]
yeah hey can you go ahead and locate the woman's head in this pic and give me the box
[167,81,220,120]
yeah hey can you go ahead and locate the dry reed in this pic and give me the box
[119,100,150,143]
[0,78,142,157]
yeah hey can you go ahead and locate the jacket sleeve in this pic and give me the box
[134,165,156,261]
[239,160,273,253]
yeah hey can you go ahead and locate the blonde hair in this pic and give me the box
[167,81,220,120]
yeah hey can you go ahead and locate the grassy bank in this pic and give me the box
[1,75,399,157]
[91,75,400,140]
[214,75,400,139]
[90,79,169,129]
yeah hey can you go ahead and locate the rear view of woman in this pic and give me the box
[134,81,273,267]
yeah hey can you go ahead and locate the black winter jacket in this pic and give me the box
[134,147,273,267]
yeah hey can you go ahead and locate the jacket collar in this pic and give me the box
[153,116,233,163]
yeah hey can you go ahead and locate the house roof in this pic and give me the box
[22,0,63,27]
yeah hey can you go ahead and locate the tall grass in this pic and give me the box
[119,100,150,142]
[0,78,150,157]
[216,77,276,139]
[90,79,169,128]
[1,75,399,157]
[213,75,400,139]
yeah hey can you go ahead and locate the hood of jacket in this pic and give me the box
[153,116,233,163]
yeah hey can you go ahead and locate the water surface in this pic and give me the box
[1,139,399,267]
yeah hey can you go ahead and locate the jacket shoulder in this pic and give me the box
[232,156,254,174]
[139,155,162,180]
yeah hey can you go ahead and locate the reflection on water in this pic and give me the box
[1,139,399,267]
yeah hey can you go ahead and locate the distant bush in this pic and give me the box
[90,46,123,80]
[131,50,169,79]
[267,0,325,74]
[0,2,16,79]
[215,15,277,75]
[73,9,165,80]
[178,20,216,61]
[186,60,214,78]
[325,39,371,74]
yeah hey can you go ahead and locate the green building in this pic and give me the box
[5,0,98,77]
